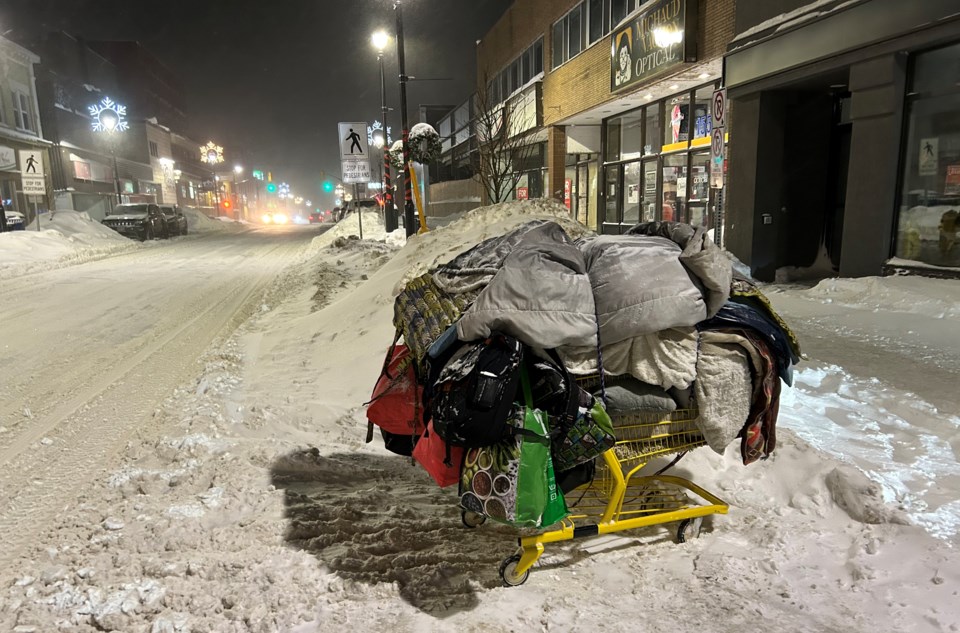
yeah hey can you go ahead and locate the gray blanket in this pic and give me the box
[558,327,699,391]
[694,331,758,454]
[627,222,732,318]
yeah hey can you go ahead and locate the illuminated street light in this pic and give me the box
[89,96,128,203]
[232,165,243,218]
[371,30,389,52]
[373,25,397,232]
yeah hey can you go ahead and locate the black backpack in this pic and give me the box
[431,333,525,448]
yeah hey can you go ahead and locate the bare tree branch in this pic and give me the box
[474,73,543,204]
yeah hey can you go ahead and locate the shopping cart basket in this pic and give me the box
[494,404,729,586]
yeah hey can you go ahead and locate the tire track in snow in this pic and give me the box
[0,232,308,567]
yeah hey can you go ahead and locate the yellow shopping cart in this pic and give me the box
[493,406,729,586]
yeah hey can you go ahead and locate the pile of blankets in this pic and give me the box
[394,220,800,465]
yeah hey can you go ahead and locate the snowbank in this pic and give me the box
[0,210,134,279]
[803,275,960,320]
[181,207,246,233]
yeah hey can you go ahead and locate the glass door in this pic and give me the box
[688,151,710,227]
[577,162,590,227]
[641,158,658,222]
[662,154,687,222]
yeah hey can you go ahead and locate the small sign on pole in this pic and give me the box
[341,159,372,184]
[338,122,372,184]
[19,149,46,196]
[711,88,726,129]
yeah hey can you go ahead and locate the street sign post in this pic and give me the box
[338,122,371,185]
[341,159,372,184]
[19,150,46,230]
[710,88,726,189]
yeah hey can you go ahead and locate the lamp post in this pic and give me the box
[89,96,128,204]
[233,165,243,220]
[393,2,415,237]
[372,29,397,233]
[200,141,225,216]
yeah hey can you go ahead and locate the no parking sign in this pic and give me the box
[710,88,726,188]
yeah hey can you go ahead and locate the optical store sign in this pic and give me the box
[610,0,697,92]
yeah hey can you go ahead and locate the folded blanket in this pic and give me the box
[694,338,753,454]
[558,327,699,391]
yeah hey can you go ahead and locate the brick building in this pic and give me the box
[475,0,734,233]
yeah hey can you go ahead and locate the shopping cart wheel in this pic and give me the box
[461,510,486,529]
[676,517,703,543]
[499,554,530,587]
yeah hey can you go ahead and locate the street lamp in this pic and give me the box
[372,28,398,233]
[233,165,243,218]
[393,2,415,237]
[200,141,224,216]
[89,96,128,203]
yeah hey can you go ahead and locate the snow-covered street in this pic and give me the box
[1,205,958,632]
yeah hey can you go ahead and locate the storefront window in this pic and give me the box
[614,112,643,161]
[663,93,690,150]
[644,106,660,155]
[606,111,644,162]
[692,86,713,142]
[601,82,720,231]
[896,42,960,268]
[605,118,621,162]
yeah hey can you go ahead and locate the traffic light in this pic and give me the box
[266,182,277,194]
[323,181,334,193]
[222,199,232,210]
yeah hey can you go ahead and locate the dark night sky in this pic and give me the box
[1,0,512,201]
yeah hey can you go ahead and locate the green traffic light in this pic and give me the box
[266,182,277,193]
[323,181,333,193]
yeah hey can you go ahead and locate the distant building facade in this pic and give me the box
[0,34,51,221]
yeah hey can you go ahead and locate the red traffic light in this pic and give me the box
[222,200,232,209]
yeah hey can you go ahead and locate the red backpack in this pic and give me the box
[365,343,426,455]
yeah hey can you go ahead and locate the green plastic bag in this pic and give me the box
[552,400,616,472]
[459,369,568,528]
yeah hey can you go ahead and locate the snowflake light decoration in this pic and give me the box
[200,141,225,165]
[368,120,393,147]
[89,96,129,133]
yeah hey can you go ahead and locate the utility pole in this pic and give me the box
[379,51,397,233]
[395,1,415,237]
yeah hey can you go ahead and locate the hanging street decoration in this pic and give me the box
[200,141,225,165]
[387,140,405,171]
[409,123,442,165]
[367,120,393,147]
[89,96,129,133]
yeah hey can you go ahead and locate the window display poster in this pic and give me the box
[677,176,687,198]
[644,168,657,195]
[919,137,938,176]
[517,186,529,200]
[946,164,960,195]
[564,179,572,209]
[627,183,640,204]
